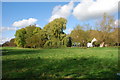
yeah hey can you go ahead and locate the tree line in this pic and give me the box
[14,18,72,48]
[2,14,120,48]
[70,14,119,47]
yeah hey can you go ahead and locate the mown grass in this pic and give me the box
[1,47,119,79]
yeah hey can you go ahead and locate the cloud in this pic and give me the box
[73,0,119,21]
[0,27,17,33]
[1,27,17,31]
[12,18,38,27]
[49,1,74,22]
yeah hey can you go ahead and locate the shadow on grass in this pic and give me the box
[3,56,118,79]
[2,48,44,56]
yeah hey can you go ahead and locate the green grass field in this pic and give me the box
[2,47,119,79]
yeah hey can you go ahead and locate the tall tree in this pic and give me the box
[70,25,88,46]
[15,25,43,48]
[43,18,68,48]
[14,28,26,47]
[44,18,67,39]
[25,25,43,48]
[97,13,115,46]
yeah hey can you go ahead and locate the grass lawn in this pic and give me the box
[1,47,119,79]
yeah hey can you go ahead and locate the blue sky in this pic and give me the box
[1,0,119,44]
[2,2,78,37]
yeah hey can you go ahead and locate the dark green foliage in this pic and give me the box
[62,36,72,47]
[25,29,47,48]
[66,37,72,47]
[33,27,41,35]
[15,28,26,47]
[14,18,69,48]
[44,40,52,48]
[43,18,67,48]
[25,25,37,37]
[15,25,43,48]
[44,39,65,48]
[44,18,67,38]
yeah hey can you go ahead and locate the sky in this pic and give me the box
[1,0,119,44]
